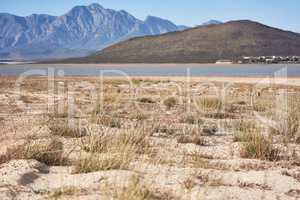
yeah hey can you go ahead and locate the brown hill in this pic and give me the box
[63,20,300,63]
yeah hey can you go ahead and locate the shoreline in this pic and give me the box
[1,63,300,68]
[1,75,300,86]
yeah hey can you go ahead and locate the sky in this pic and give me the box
[1,0,299,32]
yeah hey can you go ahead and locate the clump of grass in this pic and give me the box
[48,105,70,119]
[184,152,211,169]
[268,95,300,143]
[0,138,65,166]
[0,145,24,165]
[182,177,197,190]
[49,187,87,199]
[72,154,129,173]
[132,79,143,85]
[153,124,176,135]
[240,133,279,161]
[270,110,299,142]
[163,97,177,109]
[82,133,110,153]
[180,114,203,125]
[82,128,150,155]
[196,172,224,187]
[233,131,252,142]
[113,176,152,200]
[131,112,149,121]
[252,101,268,112]
[24,138,65,165]
[96,115,121,128]
[233,120,258,142]
[197,97,222,112]
[77,127,151,173]
[111,176,176,200]
[49,120,87,138]
[233,120,257,133]
[177,135,206,146]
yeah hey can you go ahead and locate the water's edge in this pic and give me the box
[0,64,299,77]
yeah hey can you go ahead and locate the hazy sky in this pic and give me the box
[1,0,299,32]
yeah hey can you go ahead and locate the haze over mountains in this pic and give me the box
[0,3,192,60]
[68,20,300,63]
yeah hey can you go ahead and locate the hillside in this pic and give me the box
[66,20,300,63]
[0,3,186,60]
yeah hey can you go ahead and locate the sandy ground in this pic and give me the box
[0,76,300,199]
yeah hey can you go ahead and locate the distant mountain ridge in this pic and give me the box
[65,20,300,63]
[201,20,223,26]
[0,3,187,60]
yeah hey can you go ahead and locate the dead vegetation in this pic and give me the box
[163,97,177,109]
[1,76,300,200]
[0,137,66,166]
[240,133,280,161]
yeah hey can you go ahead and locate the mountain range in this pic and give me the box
[65,20,300,63]
[0,3,194,60]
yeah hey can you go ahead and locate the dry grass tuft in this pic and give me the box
[177,135,206,146]
[240,133,280,161]
[24,138,66,165]
[110,175,177,200]
[153,124,176,136]
[0,137,66,166]
[75,127,151,173]
[233,131,252,142]
[113,176,151,200]
[163,97,177,109]
[182,177,197,190]
[96,115,122,128]
[269,103,300,143]
[48,186,87,199]
[72,154,130,173]
[82,127,150,155]
[0,145,24,165]
[197,97,222,111]
[233,120,258,142]
[49,120,87,138]
[180,114,203,125]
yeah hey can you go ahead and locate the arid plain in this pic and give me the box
[0,75,300,200]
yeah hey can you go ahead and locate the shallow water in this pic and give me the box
[0,64,299,77]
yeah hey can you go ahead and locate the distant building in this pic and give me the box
[215,60,233,64]
[240,55,300,64]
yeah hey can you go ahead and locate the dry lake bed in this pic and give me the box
[0,74,300,199]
